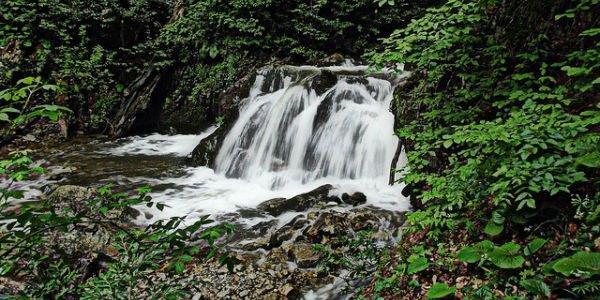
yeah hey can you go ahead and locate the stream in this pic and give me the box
[12,64,410,231]
[5,64,412,298]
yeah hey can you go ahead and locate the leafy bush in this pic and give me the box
[0,152,235,297]
[0,0,173,130]
[366,0,599,297]
[0,76,70,136]
[374,0,599,236]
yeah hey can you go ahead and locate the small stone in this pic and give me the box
[279,283,298,296]
[291,243,321,268]
[23,134,37,142]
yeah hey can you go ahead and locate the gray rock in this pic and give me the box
[291,243,321,268]
[341,192,367,206]
[257,184,334,216]
[47,185,95,216]
[311,70,338,95]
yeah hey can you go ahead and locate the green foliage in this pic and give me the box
[0,0,173,130]
[457,240,493,263]
[519,279,550,298]
[370,0,599,296]
[0,76,71,134]
[547,251,600,278]
[407,256,429,274]
[0,152,235,297]
[524,238,547,256]
[314,230,389,281]
[427,282,456,299]
[487,242,525,269]
[459,240,526,269]
[375,0,599,237]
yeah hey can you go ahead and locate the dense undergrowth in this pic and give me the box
[0,150,236,297]
[1,0,599,298]
[1,0,433,135]
[364,0,600,298]
[0,0,173,131]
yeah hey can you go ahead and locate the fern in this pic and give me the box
[572,280,600,296]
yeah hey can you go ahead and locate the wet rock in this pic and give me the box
[315,53,346,67]
[290,243,321,268]
[311,70,338,95]
[189,70,257,168]
[268,215,310,248]
[188,126,225,168]
[310,91,335,136]
[47,185,95,216]
[257,184,334,216]
[110,68,173,137]
[257,197,289,216]
[304,212,343,242]
[279,283,300,298]
[341,192,367,206]
[23,134,37,142]
[48,166,77,181]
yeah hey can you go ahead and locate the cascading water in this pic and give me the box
[215,66,400,191]
[10,64,409,225]
[4,64,410,299]
[124,64,411,223]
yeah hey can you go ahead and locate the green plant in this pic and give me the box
[545,251,600,278]
[0,76,70,133]
[519,279,551,298]
[373,0,599,233]
[367,0,599,297]
[427,282,456,299]
[0,172,235,297]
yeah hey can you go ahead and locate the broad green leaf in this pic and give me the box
[552,251,600,277]
[408,256,429,274]
[561,66,589,77]
[458,246,480,263]
[520,279,550,297]
[576,152,600,168]
[17,77,36,85]
[579,28,600,36]
[525,238,547,255]
[427,283,456,299]
[0,107,20,114]
[488,242,525,269]
[484,221,503,236]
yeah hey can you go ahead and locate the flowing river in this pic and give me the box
[9,64,410,230]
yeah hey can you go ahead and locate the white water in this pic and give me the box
[3,65,409,227]
[103,126,217,157]
[134,66,409,224]
[217,68,398,185]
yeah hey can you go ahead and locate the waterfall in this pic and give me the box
[36,64,410,222]
[215,65,400,190]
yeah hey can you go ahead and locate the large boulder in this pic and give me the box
[257,184,337,216]
[110,68,173,137]
[188,69,257,168]
[48,185,96,216]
